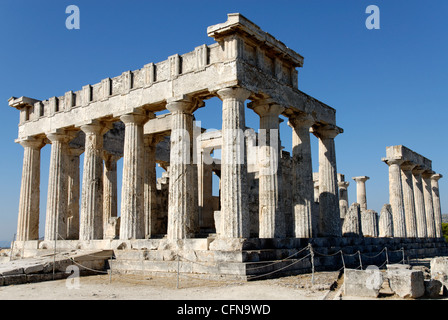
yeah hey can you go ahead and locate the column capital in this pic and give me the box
[120,110,152,125]
[412,166,426,175]
[311,124,343,139]
[431,173,443,181]
[383,158,404,167]
[401,162,417,172]
[422,170,436,179]
[46,131,73,143]
[216,87,251,102]
[338,181,350,189]
[166,97,199,114]
[352,176,370,183]
[143,133,166,146]
[248,99,285,117]
[80,120,113,135]
[67,147,84,157]
[287,112,315,129]
[17,137,45,150]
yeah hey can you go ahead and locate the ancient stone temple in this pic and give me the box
[8,14,447,279]
[382,145,444,239]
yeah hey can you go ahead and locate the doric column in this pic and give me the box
[412,167,427,238]
[103,152,120,238]
[379,204,393,238]
[352,176,369,211]
[166,99,197,240]
[79,121,110,240]
[288,113,315,238]
[422,171,436,238]
[312,125,342,237]
[120,111,150,240]
[401,163,417,238]
[44,132,71,241]
[217,87,251,238]
[66,148,83,240]
[338,177,350,220]
[143,134,162,239]
[198,147,214,229]
[386,159,406,238]
[252,101,285,238]
[16,137,45,241]
[430,173,443,238]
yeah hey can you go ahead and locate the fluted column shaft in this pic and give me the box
[412,168,427,238]
[45,132,71,241]
[387,159,406,238]
[67,148,83,240]
[120,112,149,240]
[17,138,45,241]
[252,102,285,239]
[167,100,197,240]
[289,114,315,238]
[313,126,342,237]
[422,172,436,238]
[431,174,443,238]
[352,176,369,211]
[338,181,350,220]
[80,122,108,240]
[143,134,161,238]
[401,164,417,238]
[103,153,120,238]
[217,87,251,238]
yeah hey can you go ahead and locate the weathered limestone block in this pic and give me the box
[342,203,362,237]
[424,279,442,298]
[387,269,425,298]
[379,204,393,237]
[104,217,120,240]
[343,268,383,298]
[361,209,378,238]
[430,257,448,291]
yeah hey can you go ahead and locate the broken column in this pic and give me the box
[379,204,393,237]
[352,176,369,211]
[361,209,379,237]
[342,203,362,237]
[337,174,350,220]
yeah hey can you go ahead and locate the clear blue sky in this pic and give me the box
[0,0,447,241]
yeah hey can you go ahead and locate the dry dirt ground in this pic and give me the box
[0,270,410,301]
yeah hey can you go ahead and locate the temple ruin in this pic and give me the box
[7,13,447,280]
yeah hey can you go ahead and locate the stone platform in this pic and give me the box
[7,237,448,282]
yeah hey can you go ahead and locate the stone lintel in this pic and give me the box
[384,145,432,171]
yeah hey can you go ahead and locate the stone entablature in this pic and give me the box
[10,13,336,142]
